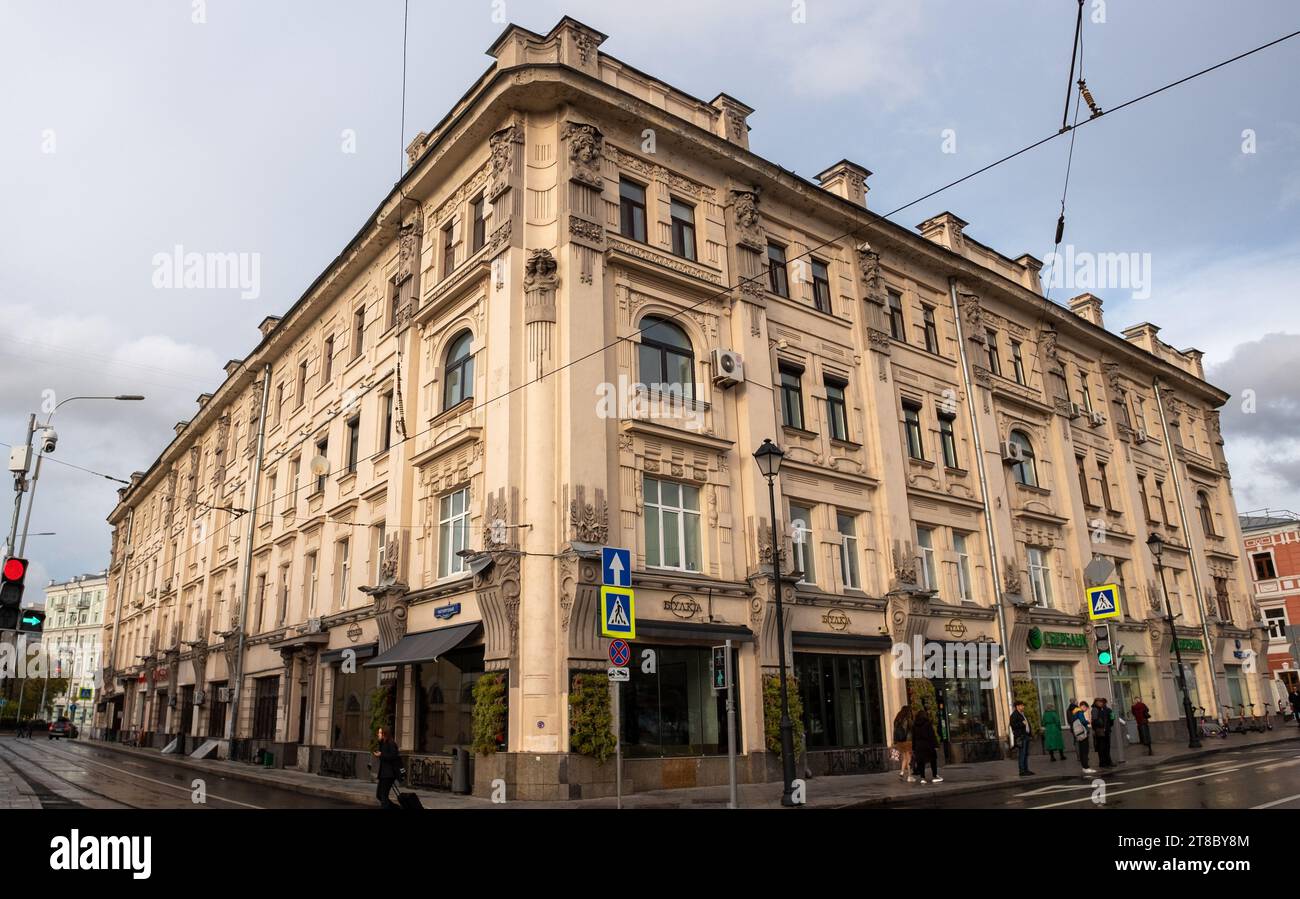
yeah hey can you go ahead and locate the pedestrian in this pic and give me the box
[1011,699,1035,776]
[911,708,943,784]
[1041,702,1064,761]
[892,704,915,783]
[371,726,402,809]
[1288,688,1300,726]
[1091,698,1114,768]
[1072,700,1095,775]
[1130,696,1153,755]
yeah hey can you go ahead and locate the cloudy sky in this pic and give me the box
[2,1,1298,600]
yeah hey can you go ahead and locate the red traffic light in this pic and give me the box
[2,557,26,582]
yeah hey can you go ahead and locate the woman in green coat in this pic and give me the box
[1041,704,1065,761]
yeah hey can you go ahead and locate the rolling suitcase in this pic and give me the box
[391,781,423,810]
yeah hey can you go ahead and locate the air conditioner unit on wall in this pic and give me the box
[710,349,744,388]
[1089,410,1106,427]
[1069,403,1086,420]
[1000,441,1024,464]
[1135,427,1149,443]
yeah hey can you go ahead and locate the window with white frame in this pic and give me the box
[954,531,973,602]
[334,538,350,609]
[1265,607,1288,641]
[438,487,471,578]
[644,476,701,572]
[837,511,860,590]
[1027,547,1053,608]
[789,503,815,584]
[305,553,318,615]
[917,527,937,592]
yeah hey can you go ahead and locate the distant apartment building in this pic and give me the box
[94,17,1265,797]
[1240,510,1300,708]
[43,572,107,727]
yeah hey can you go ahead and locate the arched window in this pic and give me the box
[442,331,474,410]
[1010,430,1037,487]
[1197,490,1216,537]
[636,315,695,399]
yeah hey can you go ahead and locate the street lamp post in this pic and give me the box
[754,438,798,807]
[1146,532,1201,748]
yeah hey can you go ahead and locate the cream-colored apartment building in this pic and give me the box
[44,571,107,728]
[94,17,1265,797]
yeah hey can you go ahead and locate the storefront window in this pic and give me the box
[1031,661,1076,720]
[332,664,381,750]
[414,647,484,755]
[252,676,279,741]
[621,645,738,757]
[1225,664,1245,710]
[1112,665,1145,717]
[934,677,998,742]
[795,653,885,748]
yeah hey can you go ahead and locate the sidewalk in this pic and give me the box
[84,726,1300,809]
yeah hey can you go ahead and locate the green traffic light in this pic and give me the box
[1097,651,1113,666]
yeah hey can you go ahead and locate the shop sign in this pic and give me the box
[1027,627,1044,650]
[434,602,462,620]
[346,624,362,643]
[1042,631,1086,649]
[944,618,967,639]
[1172,638,1205,653]
[822,609,850,631]
[664,594,700,619]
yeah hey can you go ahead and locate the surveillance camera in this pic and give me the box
[40,428,58,454]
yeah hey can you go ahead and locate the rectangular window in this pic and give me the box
[917,527,937,591]
[789,503,816,584]
[253,573,266,633]
[1139,476,1153,521]
[1028,547,1053,608]
[619,179,647,242]
[1155,480,1172,524]
[954,532,972,602]
[252,676,280,741]
[887,290,905,340]
[305,552,318,615]
[322,335,334,382]
[939,413,958,468]
[345,416,360,474]
[314,438,328,494]
[811,259,832,314]
[767,243,789,297]
[780,365,805,430]
[643,476,701,572]
[670,198,696,260]
[825,379,848,441]
[296,360,309,407]
[1252,552,1277,581]
[985,330,1001,376]
[442,221,457,277]
[380,391,394,453]
[1265,608,1287,640]
[621,645,739,757]
[352,306,365,360]
[287,458,300,511]
[439,487,470,578]
[1077,456,1092,505]
[903,401,925,461]
[837,512,860,590]
[471,195,486,253]
[922,305,939,353]
[1097,461,1113,510]
[1213,576,1232,622]
[266,472,277,511]
[372,523,386,582]
[1080,370,1094,412]
[795,653,886,749]
[277,564,290,625]
[1011,341,1026,385]
[274,383,284,426]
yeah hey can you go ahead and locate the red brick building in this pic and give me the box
[1240,511,1300,710]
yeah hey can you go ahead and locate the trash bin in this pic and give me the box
[451,746,471,794]
[262,750,274,768]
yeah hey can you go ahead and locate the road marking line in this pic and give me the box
[1253,792,1300,809]
[18,742,263,809]
[1031,756,1283,808]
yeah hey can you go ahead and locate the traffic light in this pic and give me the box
[0,557,28,631]
[1094,623,1113,667]
[17,607,45,633]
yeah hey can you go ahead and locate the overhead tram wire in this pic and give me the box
[160,27,1300,559]
[1042,1,1090,304]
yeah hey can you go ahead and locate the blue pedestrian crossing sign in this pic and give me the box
[1086,584,1121,621]
[602,547,631,587]
[600,585,636,639]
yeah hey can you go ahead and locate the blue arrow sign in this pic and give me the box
[602,547,631,588]
[21,615,41,626]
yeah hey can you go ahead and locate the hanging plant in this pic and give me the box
[568,673,617,763]
[471,672,507,756]
[762,673,805,756]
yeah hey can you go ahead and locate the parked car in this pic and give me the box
[48,718,78,740]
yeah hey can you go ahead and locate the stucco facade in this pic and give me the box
[93,17,1266,796]
[43,572,107,727]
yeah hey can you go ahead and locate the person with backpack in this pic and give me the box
[1072,700,1096,775]
[1041,702,1064,762]
[893,705,915,782]
[1010,699,1034,776]
[911,708,943,784]
[1091,698,1114,768]
[372,726,402,809]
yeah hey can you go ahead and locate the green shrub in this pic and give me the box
[368,685,393,751]
[762,673,804,756]
[568,673,617,763]
[471,672,507,756]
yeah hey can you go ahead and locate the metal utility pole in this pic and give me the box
[6,414,36,555]
[725,638,738,809]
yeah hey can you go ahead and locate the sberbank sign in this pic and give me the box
[1028,627,1086,650]
[1171,638,1205,652]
